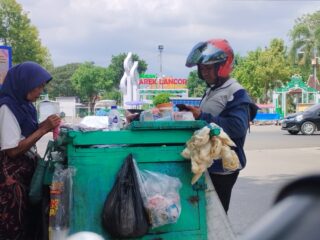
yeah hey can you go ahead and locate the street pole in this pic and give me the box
[158,45,164,77]
[311,46,319,91]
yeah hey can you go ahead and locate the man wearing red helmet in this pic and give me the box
[184,39,258,213]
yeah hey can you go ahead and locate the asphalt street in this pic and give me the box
[228,125,320,237]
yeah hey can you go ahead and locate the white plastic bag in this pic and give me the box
[79,116,109,130]
[134,160,182,228]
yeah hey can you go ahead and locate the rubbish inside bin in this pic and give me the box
[134,159,182,228]
[80,116,109,130]
[66,231,105,240]
[101,154,149,238]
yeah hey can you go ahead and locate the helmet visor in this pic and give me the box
[186,42,228,67]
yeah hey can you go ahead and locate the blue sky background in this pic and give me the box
[17,0,320,78]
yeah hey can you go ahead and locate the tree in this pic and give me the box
[232,50,263,101]
[187,70,206,97]
[107,53,148,88]
[71,62,113,112]
[289,11,320,80]
[0,0,52,67]
[233,39,293,102]
[101,89,122,105]
[46,63,81,98]
[259,39,294,102]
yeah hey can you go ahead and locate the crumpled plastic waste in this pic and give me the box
[66,231,105,240]
[181,123,240,184]
[146,193,181,228]
[60,116,109,132]
[134,163,182,228]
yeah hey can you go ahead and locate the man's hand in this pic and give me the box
[185,105,201,119]
[125,110,139,123]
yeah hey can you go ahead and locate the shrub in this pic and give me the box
[152,93,171,106]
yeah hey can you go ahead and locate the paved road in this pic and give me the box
[245,124,320,150]
[229,125,320,237]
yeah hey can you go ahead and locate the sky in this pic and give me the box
[16,0,320,78]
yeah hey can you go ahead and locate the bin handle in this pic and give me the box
[43,140,54,162]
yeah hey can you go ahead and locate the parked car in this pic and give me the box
[281,103,320,135]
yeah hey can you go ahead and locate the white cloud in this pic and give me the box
[16,0,320,77]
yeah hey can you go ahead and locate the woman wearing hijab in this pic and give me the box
[0,61,61,239]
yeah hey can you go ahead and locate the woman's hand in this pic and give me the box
[5,114,61,158]
[39,114,61,133]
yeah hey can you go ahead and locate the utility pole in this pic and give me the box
[307,22,319,90]
[158,45,164,77]
[311,47,318,90]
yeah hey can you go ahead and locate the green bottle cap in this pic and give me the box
[208,124,221,136]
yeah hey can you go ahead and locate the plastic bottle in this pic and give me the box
[108,106,121,131]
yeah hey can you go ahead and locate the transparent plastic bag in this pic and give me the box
[134,160,182,228]
[49,165,76,240]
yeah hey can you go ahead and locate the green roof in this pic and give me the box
[275,75,318,93]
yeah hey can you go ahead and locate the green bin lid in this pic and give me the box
[126,120,207,130]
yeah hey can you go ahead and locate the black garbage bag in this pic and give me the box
[102,154,149,238]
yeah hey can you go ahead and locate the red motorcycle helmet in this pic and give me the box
[186,39,234,78]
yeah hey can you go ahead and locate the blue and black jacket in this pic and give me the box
[199,87,258,173]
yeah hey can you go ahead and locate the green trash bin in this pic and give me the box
[62,121,211,239]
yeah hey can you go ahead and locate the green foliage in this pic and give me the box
[47,63,81,98]
[71,62,113,112]
[0,0,52,67]
[100,88,122,105]
[232,51,262,100]
[289,11,320,80]
[152,92,171,106]
[232,39,294,102]
[107,53,148,88]
[187,70,206,97]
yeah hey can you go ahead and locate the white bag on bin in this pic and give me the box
[133,159,182,228]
